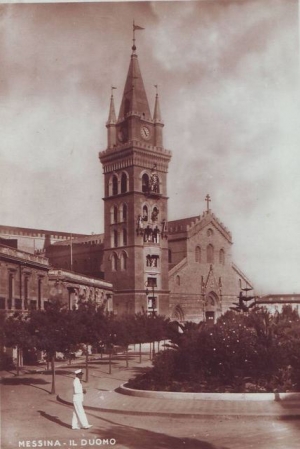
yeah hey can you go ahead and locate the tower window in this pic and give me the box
[142,205,148,221]
[123,228,127,246]
[121,173,128,193]
[207,244,214,264]
[147,277,157,288]
[146,255,159,267]
[151,207,159,222]
[112,175,118,196]
[142,173,149,193]
[113,205,118,223]
[114,230,118,248]
[195,246,201,263]
[120,251,128,270]
[168,249,172,263]
[176,275,180,286]
[122,203,127,221]
[112,253,118,271]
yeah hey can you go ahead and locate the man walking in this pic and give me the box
[72,369,92,430]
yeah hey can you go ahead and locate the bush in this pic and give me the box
[130,308,300,393]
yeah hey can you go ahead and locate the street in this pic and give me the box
[1,354,300,449]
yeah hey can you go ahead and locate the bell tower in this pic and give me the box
[99,29,172,316]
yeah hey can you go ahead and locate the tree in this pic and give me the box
[28,300,79,394]
[74,301,107,381]
[3,312,33,375]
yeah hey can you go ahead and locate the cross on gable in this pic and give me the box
[205,194,211,212]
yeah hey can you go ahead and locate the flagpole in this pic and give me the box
[70,233,73,271]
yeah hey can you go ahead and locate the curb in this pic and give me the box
[56,394,300,420]
[117,383,300,402]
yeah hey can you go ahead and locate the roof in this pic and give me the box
[118,52,151,121]
[168,211,232,243]
[0,242,49,267]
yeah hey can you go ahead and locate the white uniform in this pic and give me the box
[72,376,90,429]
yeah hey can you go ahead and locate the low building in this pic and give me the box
[256,294,300,314]
[0,224,86,255]
[48,269,113,311]
[0,243,113,313]
[45,234,104,279]
[0,243,50,312]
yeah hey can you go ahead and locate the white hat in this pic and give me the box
[75,369,83,375]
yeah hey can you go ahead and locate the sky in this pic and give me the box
[0,0,299,294]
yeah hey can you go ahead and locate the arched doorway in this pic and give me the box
[205,291,219,324]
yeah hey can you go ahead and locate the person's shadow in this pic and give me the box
[37,410,71,429]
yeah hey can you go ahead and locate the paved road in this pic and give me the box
[1,352,300,449]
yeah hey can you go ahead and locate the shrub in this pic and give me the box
[130,308,300,393]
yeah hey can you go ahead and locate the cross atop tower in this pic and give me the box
[205,194,211,213]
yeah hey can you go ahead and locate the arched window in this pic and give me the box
[207,228,213,237]
[112,253,118,271]
[146,255,159,267]
[151,206,159,222]
[123,228,127,246]
[122,203,127,221]
[176,275,180,286]
[113,230,118,248]
[112,175,118,196]
[120,251,127,270]
[142,173,149,193]
[207,244,214,263]
[113,205,118,223]
[195,246,201,263]
[219,249,225,265]
[121,173,128,193]
[142,205,148,221]
[168,249,172,263]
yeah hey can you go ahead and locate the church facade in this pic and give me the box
[168,209,252,323]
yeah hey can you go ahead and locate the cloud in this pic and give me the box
[0,1,299,293]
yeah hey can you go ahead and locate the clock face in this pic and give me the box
[140,125,151,140]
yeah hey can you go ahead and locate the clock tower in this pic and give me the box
[99,34,172,316]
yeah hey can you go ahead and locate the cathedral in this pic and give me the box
[0,32,253,323]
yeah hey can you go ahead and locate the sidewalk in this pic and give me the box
[56,351,300,419]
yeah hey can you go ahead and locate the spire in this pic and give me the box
[106,87,117,148]
[107,87,117,125]
[118,24,151,121]
[153,85,164,147]
[153,86,163,123]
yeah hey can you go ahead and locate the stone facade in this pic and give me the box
[99,44,171,316]
[0,243,113,313]
[45,234,104,279]
[48,269,113,311]
[168,210,253,323]
[0,244,50,312]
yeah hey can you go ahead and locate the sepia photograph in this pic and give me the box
[1,1,300,448]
